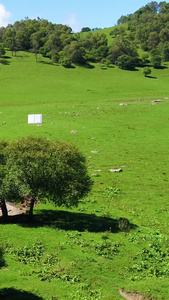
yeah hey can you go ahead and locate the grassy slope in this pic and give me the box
[1,51,169,299]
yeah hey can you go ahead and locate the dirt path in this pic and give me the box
[0,202,27,216]
[119,290,155,300]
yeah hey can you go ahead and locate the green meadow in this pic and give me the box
[1,51,169,299]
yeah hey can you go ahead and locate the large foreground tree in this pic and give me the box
[0,136,93,217]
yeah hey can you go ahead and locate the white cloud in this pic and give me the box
[0,4,11,27]
[62,13,84,33]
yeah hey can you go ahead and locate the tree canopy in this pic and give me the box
[0,18,108,66]
[0,136,93,217]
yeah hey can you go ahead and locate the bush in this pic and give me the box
[143,67,152,77]
[116,55,134,70]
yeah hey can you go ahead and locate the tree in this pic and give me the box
[150,50,162,68]
[63,41,87,65]
[79,32,108,62]
[159,28,169,43]
[115,54,134,70]
[159,2,169,14]
[4,26,16,56]
[161,42,169,61]
[117,15,130,25]
[143,67,152,77]
[109,35,138,64]
[0,27,5,43]
[142,53,149,64]
[0,44,5,57]
[59,53,72,67]
[0,136,93,217]
[81,27,91,32]
[31,30,45,62]
[148,31,159,50]
[109,27,119,38]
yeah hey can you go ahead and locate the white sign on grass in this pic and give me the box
[28,114,42,124]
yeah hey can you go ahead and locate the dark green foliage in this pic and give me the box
[159,28,169,43]
[0,44,5,57]
[1,19,109,66]
[81,27,91,32]
[148,31,160,50]
[116,54,134,70]
[142,53,149,64]
[49,50,60,63]
[159,1,169,14]
[118,217,130,231]
[59,56,72,68]
[109,27,119,37]
[117,15,131,25]
[117,1,169,66]
[161,42,169,61]
[109,35,138,65]
[63,41,87,65]
[79,32,108,62]
[150,51,162,68]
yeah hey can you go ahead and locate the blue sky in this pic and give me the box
[0,1,169,32]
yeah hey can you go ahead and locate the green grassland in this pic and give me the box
[1,51,169,299]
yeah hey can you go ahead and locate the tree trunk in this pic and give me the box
[29,198,35,216]
[35,51,38,62]
[0,200,8,219]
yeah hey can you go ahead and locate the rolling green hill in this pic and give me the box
[1,6,169,298]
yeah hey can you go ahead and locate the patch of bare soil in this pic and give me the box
[119,290,156,300]
[0,202,27,217]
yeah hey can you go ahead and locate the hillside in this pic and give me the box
[1,2,169,300]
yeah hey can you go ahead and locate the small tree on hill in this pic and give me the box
[143,67,151,77]
[150,50,162,68]
[0,136,93,217]
[81,27,91,32]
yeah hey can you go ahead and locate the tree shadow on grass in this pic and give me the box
[79,63,95,69]
[0,247,6,268]
[146,75,157,79]
[0,59,10,65]
[2,56,11,59]
[0,209,137,233]
[38,60,54,66]
[154,65,168,70]
[0,288,43,300]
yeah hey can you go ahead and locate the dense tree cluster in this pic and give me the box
[115,1,169,68]
[0,2,169,70]
[0,18,108,66]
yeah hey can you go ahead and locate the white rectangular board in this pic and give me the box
[28,114,42,124]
